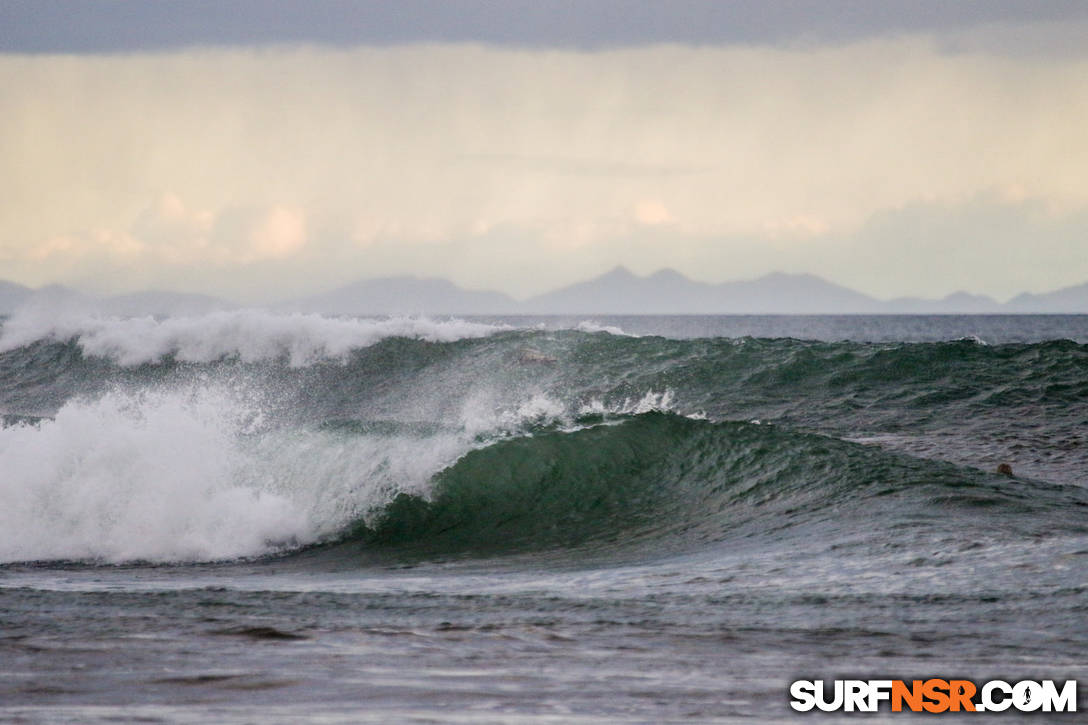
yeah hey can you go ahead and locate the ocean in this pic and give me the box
[1,311,1086,723]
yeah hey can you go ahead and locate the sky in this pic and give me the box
[2,1,1087,303]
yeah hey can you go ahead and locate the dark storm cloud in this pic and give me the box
[2,0,1086,53]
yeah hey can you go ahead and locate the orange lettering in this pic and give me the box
[892,680,924,712]
[948,680,976,712]
[922,679,951,713]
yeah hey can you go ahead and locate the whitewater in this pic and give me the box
[2,309,1087,722]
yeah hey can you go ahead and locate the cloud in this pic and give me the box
[213,205,308,263]
[5,2,1088,53]
[633,200,673,226]
[5,194,309,293]
[1,36,1087,297]
[25,230,140,264]
[130,193,214,264]
[830,194,1088,299]
[762,216,830,238]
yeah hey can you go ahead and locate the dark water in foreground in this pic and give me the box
[1,314,1086,722]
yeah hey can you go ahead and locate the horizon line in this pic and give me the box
[2,265,1082,309]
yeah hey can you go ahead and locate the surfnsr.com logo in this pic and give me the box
[790,679,1077,713]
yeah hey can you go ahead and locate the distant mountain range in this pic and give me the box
[0,280,31,313]
[522,268,876,314]
[0,282,231,317]
[3,268,1088,316]
[288,276,513,315]
[284,267,1088,314]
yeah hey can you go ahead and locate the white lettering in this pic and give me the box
[868,680,893,711]
[844,680,868,712]
[789,680,816,712]
[1014,680,1043,712]
[1041,680,1077,712]
[982,680,1013,712]
[815,680,844,712]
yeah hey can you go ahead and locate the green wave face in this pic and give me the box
[350,412,1088,560]
[3,329,1087,426]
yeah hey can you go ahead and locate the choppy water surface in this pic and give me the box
[2,312,1086,722]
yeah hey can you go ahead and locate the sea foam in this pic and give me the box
[0,307,504,366]
[0,380,507,563]
[0,376,652,563]
[0,386,309,562]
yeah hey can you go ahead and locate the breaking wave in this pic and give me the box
[0,307,503,366]
[2,310,1086,564]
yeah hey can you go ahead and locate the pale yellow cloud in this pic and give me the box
[633,200,673,226]
[1,35,1087,298]
[352,216,449,248]
[131,192,214,264]
[7,194,307,276]
[763,216,831,238]
[27,229,142,263]
[247,206,307,261]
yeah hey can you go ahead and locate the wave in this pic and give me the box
[573,320,637,337]
[2,310,1086,564]
[3,318,1085,455]
[0,384,486,564]
[4,383,1083,566]
[349,412,1088,559]
[0,386,310,563]
[4,310,1085,407]
[0,307,504,366]
[0,366,696,563]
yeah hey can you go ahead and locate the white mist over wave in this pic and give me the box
[0,307,504,366]
[0,377,686,564]
[0,386,309,563]
[574,320,638,337]
[460,389,691,435]
[578,390,679,417]
[0,298,695,563]
[0,382,494,563]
